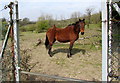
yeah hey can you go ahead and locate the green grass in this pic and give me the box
[53,43,101,51]
[20,32,45,39]
[86,24,101,29]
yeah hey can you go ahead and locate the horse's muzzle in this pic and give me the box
[81,32,84,35]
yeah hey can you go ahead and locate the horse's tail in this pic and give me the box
[45,35,49,49]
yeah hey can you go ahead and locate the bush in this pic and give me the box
[35,20,50,33]
[20,20,51,33]
[20,24,36,32]
[0,22,8,40]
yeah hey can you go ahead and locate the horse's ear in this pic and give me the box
[79,19,81,21]
[83,19,85,21]
[53,24,56,28]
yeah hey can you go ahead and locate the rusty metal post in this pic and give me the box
[8,2,16,81]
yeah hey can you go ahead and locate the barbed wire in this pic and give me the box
[0,5,8,12]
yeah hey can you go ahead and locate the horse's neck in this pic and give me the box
[73,25,80,34]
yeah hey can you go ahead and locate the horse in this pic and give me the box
[45,19,85,58]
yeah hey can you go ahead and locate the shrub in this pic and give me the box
[35,20,50,33]
[20,24,36,32]
[0,22,8,40]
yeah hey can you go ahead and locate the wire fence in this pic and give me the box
[107,1,120,81]
[108,20,120,81]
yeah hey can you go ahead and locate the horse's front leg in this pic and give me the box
[48,43,53,57]
[48,39,56,57]
[67,41,74,58]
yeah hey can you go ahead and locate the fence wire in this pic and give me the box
[0,22,14,81]
[0,2,16,81]
[107,2,120,81]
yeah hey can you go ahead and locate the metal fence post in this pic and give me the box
[14,1,20,82]
[102,0,108,81]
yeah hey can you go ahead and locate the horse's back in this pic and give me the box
[55,26,79,42]
[55,27,72,42]
[46,25,78,43]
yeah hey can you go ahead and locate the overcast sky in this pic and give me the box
[0,0,101,21]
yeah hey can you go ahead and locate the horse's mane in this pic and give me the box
[68,21,79,27]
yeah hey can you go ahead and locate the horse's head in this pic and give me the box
[78,19,85,35]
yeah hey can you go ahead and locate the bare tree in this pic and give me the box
[38,14,54,26]
[38,14,53,21]
[45,14,54,26]
[70,11,81,21]
[60,15,65,21]
[86,7,94,28]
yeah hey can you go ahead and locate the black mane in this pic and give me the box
[67,19,85,27]
[68,21,79,26]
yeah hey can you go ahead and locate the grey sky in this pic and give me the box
[0,0,101,21]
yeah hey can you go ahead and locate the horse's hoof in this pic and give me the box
[49,55,52,57]
[67,54,70,58]
[67,54,72,58]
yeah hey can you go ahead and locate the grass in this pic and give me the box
[51,57,66,67]
[53,43,101,51]
[86,24,101,29]
[82,60,101,68]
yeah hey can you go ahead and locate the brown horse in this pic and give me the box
[45,19,85,58]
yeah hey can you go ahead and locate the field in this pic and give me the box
[19,24,102,81]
